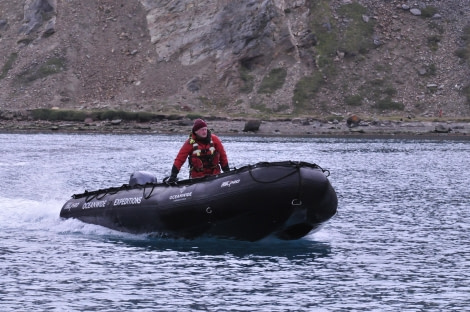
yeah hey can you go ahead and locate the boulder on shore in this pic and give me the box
[243,119,261,132]
[346,115,361,128]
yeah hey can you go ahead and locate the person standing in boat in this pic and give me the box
[167,118,230,183]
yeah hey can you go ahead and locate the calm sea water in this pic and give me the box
[0,133,469,311]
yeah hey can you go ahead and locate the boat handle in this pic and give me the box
[291,199,302,206]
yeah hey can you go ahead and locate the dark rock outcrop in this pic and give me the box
[19,0,56,35]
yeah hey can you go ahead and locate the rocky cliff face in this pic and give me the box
[1,0,469,119]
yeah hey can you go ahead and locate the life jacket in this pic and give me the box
[188,133,220,178]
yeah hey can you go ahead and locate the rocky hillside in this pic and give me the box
[1,0,469,120]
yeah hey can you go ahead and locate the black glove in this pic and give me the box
[222,165,230,172]
[164,165,179,185]
[167,175,178,184]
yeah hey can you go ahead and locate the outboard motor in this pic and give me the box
[129,171,157,186]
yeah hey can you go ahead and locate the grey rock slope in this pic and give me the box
[0,0,469,119]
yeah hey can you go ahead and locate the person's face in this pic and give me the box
[195,126,208,137]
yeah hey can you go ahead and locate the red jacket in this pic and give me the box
[173,131,229,178]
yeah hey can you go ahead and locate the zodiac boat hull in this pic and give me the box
[60,161,337,241]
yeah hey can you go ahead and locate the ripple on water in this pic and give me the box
[0,134,469,311]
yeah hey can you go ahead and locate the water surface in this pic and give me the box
[1,133,469,311]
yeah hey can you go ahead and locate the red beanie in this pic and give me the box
[192,119,207,132]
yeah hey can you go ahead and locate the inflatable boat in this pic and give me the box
[60,161,337,241]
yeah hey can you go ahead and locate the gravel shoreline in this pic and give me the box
[1,118,469,140]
